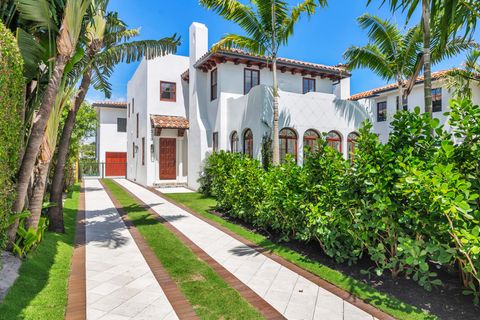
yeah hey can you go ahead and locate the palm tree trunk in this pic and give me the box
[271,58,280,165]
[25,160,50,230]
[49,70,91,232]
[422,0,433,117]
[7,54,70,243]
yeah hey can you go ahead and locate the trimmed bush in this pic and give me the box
[0,22,24,249]
[199,99,480,303]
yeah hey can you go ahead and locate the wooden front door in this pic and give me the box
[159,138,176,179]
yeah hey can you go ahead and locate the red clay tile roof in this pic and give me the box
[150,115,189,129]
[349,69,455,101]
[181,48,350,81]
[92,101,127,109]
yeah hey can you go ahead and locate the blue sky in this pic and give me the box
[86,0,476,102]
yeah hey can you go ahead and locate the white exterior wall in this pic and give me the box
[96,107,127,163]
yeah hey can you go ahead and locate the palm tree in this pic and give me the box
[445,49,480,99]
[8,0,91,243]
[199,0,322,165]
[369,0,478,116]
[344,14,474,104]
[47,8,180,232]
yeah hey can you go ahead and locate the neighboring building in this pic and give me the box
[350,70,480,143]
[127,22,367,189]
[93,101,128,177]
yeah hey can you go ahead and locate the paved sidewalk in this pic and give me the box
[115,178,378,320]
[84,179,178,320]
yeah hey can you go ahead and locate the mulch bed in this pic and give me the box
[210,210,480,320]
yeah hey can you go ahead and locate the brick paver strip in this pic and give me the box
[111,179,286,320]
[99,179,199,319]
[66,183,87,320]
[145,185,395,320]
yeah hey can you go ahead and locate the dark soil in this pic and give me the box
[211,210,480,320]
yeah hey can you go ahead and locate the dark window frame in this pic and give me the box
[133,142,135,158]
[117,118,127,132]
[303,129,320,153]
[243,129,253,157]
[136,113,139,138]
[347,132,359,162]
[377,101,387,122]
[160,81,177,102]
[327,131,342,153]
[230,131,239,152]
[212,132,218,152]
[244,68,260,95]
[211,68,218,101]
[279,128,298,163]
[432,88,442,112]
[302,77,316,94]
[141,137,145,165]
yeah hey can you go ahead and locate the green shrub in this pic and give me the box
[0,22,24,249]
[198,99,480,303]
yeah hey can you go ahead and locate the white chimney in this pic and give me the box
[189,22,208,68]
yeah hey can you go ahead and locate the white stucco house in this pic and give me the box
[93,101,128,177]
[126,22,370,189]
[110,21,479,190]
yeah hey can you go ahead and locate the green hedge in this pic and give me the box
[199,99,480,304]
[0,22,24,249]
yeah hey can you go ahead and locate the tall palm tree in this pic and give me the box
[199,0,322,165]
[8,0,91,243]
[47,8,180,232]
[369,0,478,116]
[344,14,474,104]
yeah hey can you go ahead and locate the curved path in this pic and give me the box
[114,178,383,320]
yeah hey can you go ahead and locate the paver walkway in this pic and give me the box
[84,179,178,320]
[115,178,378,320]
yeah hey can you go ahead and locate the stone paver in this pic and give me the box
[115,178,375,320]
[156,187,194,194]
[84,179,178,320]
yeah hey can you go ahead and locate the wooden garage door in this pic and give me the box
[105,152,127,177]
[159,138,176,180]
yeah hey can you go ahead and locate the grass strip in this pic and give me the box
[102,179,264,320]
[0,185,80,320]
[164,192,436,320]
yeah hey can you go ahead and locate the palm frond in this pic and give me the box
[16,0,57,31]
[344,44,393,81]
[212,34,267,55]
[96,35,180,65]
[91,62,112,98]
[16,27,45,80]
[357,14,402,58]
[57,0,91,56]
[279,0,316,45]
[103,28,140,46]
[431,37,476,64]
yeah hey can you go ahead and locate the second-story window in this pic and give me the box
[160,81,176,102]
[211,69,218,101]
[377,101,387,122]
[432,88,442,112]
[117,118,126,132]
[303,78,316,94]
[244,68,259,94]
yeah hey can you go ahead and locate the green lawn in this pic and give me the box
[0,185,80,320]
[102,179,264,320]
[164,192,436,320]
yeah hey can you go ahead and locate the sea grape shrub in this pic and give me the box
[198,99,480,302]
[0,22,24,249]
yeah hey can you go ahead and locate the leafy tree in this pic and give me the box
[0,21,24,249]
[199,0,322,165]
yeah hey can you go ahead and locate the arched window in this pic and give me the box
[303,129,320,153]
[230,131,239,152]
[326,131,342,153]
[280,128,297,163]
[243,129,253,157]
[347,132,359,162]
